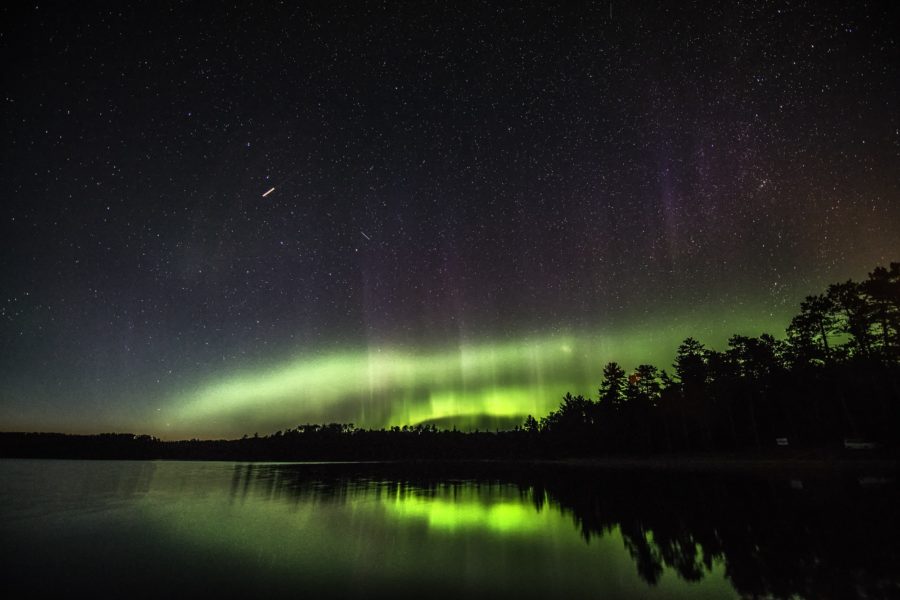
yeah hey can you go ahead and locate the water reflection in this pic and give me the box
[230,462,900,599]
[1,460,898,599]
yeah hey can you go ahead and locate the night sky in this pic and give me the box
[2,2,898,438]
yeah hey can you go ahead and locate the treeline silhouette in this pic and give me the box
[2,262,898,461]
[530,262,900,455]
[231,462,900,599]
[0,427,529,460]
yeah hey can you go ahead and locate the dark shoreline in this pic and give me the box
[3,453,898,475]
[546,456,900,473]
[3,431,898,472]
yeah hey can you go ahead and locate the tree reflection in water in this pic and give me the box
[232,462,900,600]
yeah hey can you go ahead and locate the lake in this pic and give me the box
[1,459,897,598]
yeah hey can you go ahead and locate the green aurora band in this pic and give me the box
[163,309,789,439]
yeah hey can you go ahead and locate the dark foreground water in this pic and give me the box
[1,460,898,599]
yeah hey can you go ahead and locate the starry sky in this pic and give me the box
[2,2,898,439]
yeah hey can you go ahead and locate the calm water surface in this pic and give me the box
[1,459,897,598]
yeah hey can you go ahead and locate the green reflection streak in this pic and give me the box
[130,465,737,599]
[167,310,788,437]
[385,492,552,533]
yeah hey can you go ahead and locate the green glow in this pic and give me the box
[167,333,616,436]
[104,463,735,598]
[384,493,551,533]
[163,310,789,438]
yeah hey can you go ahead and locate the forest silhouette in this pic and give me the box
[3,262,898,461]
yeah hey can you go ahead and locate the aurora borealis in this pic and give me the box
[169,311,790,438]
[1,3,898,438]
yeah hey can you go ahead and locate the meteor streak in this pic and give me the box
[262,187,275,197]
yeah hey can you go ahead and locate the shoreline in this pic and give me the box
[3,454,898,473]
[540,456,900,472]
